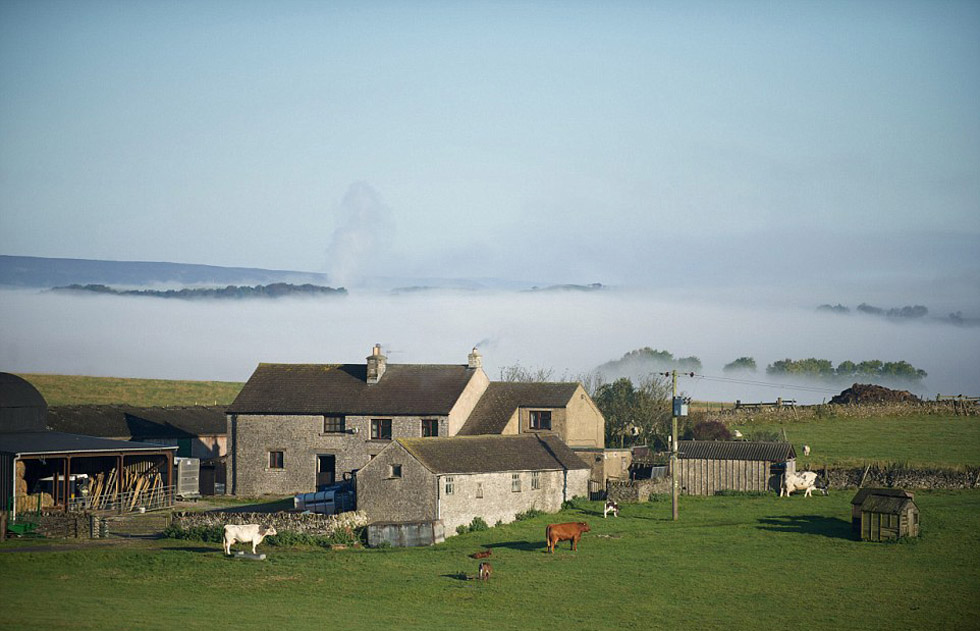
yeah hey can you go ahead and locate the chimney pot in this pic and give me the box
[367,344,387,383]
[468,347,483,370]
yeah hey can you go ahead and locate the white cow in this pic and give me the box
[780,471,819,498]
[223,524,277,555]
[803,444,811,456]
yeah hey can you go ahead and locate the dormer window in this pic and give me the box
[530,410,552,430]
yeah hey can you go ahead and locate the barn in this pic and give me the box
[1,373,177,517]
[674,440,797,496]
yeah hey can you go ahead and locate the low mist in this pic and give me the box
[2,287,977,404]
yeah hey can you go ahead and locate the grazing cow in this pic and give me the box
[780,471,819,498]
[223,524,277,556]
[545,522,590,553]
[478,562,492,581]
[603,499,620,518]
[803,444,811,456]
[470,549,492,559]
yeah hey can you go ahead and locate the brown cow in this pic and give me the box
[470,549,492,559]
[478,561,492,581]
[545,522,590,553]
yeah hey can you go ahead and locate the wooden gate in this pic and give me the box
[589,479,606,501]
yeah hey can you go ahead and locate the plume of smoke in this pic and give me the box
[325,182,394,288]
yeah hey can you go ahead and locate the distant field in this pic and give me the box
[731,412,980,469]
[16,373,244,406]
[2,491,978,630]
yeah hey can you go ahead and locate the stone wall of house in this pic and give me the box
[229,413,448,496]
[565,385,606,449]
[447,369,490,436]
[355,443,438,525]
[439,467,589,535]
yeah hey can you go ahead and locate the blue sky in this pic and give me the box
[1,0,978,292]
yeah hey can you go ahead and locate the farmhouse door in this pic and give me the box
[317,454,336,488]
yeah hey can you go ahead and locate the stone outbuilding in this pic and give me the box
[356,434,590,536]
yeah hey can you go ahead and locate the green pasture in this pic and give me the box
[733,413,980,469]
[2,491,978,631]
[16,373,244,407]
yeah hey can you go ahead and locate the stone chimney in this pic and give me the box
[366,344,387,384]
[467,347,483,370]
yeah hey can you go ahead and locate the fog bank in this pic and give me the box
[1,288,977,404]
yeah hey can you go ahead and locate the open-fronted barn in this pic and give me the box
[675,440,796,495]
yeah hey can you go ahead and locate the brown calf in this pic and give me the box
[478,562,492,581]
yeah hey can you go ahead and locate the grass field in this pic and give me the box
[16,373,244,406]
[731,413,980,470]
[2,491,978,630]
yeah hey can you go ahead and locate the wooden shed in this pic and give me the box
[675,440,796,496]
[855,491,919,541]
[849,488,914,532]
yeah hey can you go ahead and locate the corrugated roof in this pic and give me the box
[677,440,796,462]
[457,382,581,435]
[0,373,47,410]
[396,434,590,474]
[47,405,226,438]
[850,487,914,506]
[0,431,177,456]
[226,363,479,416]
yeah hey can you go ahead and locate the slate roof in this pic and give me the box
[0,431,177,456]
[47,405,227,438]
[677,440,796,462]
[396,434,590,475]
[226,363,480,416]
[456,382,581,435]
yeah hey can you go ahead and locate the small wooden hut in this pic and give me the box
[849,488,914,532]
[854,490,919,541]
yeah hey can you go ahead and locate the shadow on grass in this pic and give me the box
[441,572,474,581]
[757,515,855,540]
[484,540,546,553]
[160,545,218,554]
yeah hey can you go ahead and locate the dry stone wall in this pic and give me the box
[172,509,368,536]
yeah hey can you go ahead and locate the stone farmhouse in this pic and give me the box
[356,434,591,535]
[226,346,606,497]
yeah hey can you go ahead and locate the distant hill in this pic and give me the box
[0,255,331,289]
[17,373,243,406]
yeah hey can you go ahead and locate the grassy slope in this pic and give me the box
[731,413,980,469]
[1,492,978,630]
[15,373,244,406]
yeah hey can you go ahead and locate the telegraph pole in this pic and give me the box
[670,370,679,521]
[663,370,694,521]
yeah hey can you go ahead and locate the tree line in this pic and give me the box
[51,283,347,299]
